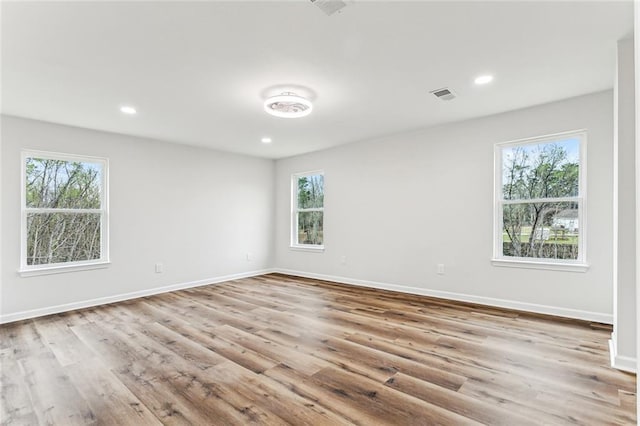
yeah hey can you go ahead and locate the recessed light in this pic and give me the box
[474,75,494,85]
[120,105,137,115]
[261,137,272,144]
[264,93,312,118]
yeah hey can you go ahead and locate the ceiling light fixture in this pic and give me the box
[474,75,494,85]
[264,93,312,118]
[120,105,137,115]
[261,137,272,144]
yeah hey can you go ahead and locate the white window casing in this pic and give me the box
[20,150,109,276]
[291,170,324,251]
[492,130,588,272]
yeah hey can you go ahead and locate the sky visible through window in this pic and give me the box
[498,134,582,261]
[24,156,105,266]
[28,157,102,185]
[501,137,580,195]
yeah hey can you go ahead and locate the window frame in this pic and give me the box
[492,130,588,272]
[20,150,110,276]
[291,170,325,252]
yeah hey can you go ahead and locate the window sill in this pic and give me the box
[491,258,589,272]
[19,261,111,277]
[290,245,325,253]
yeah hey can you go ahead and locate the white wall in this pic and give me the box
[0,115,275,321]
[612,37,637,372]
[275,91,614,322]
[634,1,640,414]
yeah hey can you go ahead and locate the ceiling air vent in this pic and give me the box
[430,87,456,101]
[310,0,347,16]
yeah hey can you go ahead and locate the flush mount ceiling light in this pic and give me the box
[261,137,272,144]
[474,75,494,85]
[119,105,137,115]
[264,93,312,118]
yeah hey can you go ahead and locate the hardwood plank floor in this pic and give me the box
[0,273,636,425]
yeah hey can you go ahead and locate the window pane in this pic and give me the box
[26,157,102,209]
[26,213,101,265]
[297,211,323,245]
[502,202,578,260]
[297,174,324,209]
[501,137,579,200]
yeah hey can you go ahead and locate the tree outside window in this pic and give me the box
[292,172,324,248]
[495,132,585,264]
[22,151,108,270]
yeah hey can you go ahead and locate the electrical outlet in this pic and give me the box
[437,264,445,275]
[340,256,347,265]
[155,263,163,273]
[246,252,253,262]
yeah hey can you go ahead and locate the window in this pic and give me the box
[21,151,109,274]
[292,171,324,250]
[493,131,586,271]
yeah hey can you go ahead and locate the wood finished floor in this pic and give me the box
[0,273,636,425]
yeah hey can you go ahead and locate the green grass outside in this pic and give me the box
[503,226,578,245]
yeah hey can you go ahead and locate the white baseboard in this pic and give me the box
[0,269,274,324]
[609,336,638,373]
[1,267,615,328]
[274,268,614,324]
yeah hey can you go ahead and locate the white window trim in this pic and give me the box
[492,130,588,272]
[19,150,110,275]
[291,170,325,251]
[19,261,111,278]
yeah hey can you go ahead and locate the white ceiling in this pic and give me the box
[1,1,634,159]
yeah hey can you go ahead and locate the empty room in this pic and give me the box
[1,1,638,424]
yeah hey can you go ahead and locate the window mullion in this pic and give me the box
[501,196,580,204]
[297,207,324,213]
[25,208,103,214]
